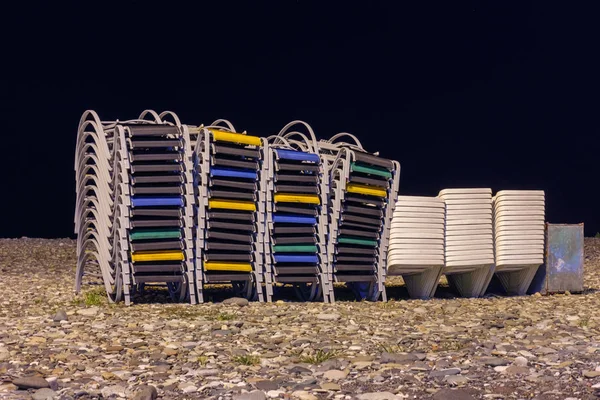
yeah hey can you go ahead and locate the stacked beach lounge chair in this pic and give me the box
[74,110,124,302]
[319,133,400,301]
[260,121,331,302]
[387,196,446,299]
[75,110,196,305]
[124,113,196,304]
[194,123,264,302]
[492,190,546,295]
[438,188,495,297]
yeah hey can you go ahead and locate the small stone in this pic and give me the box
[133,385,158,400]
[291,390,318,400]
[591,382,600,389]
[322,369,348,381]
[223,297,249,307]
[76,307,99,316]
[0,383,18,392]
[197,368,220,377]
[479,357,509,367]
[46,377,58,391]
[320,382,341,391]
[557,361,573,368]
[234,390,267,400]
[356,392,399,400]
[267,390,285,398]
[27,337,46,345]
[289,366,313,374]
[380,352,418,364]
[583,370,600,378]
[107,345,124,353]
[445,375,468,386]
[432,389,476,400]
[353,361,373,370]
[255,380,279,391]
[101,385,127,398]
[494,366,508,373]
[503,365,529,375]
[180,384,198,393]
[32,388,57,400]
[316,313,341,321]
[518,350,535,358]
[102,371,115,380]
[430,368,461,378]
[12,376,50,390]
[513,356,528,367]
[536,347,557,354]
[164,348,178,356]
[52,310,68,322]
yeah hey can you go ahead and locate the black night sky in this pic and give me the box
[1,1,598,238]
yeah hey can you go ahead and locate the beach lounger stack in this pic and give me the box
[492,190,545,295]
[74,110,125,302]
[194,124,264,302]
[319,134,400,301]
[75,110,196,305]
[387,196,446,299]
[260,121,331,302]
[123,111,196,304]
[438,188,495,297]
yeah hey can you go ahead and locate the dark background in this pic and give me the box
[1,1,598,238]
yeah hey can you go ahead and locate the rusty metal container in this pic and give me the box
[528,223,584,294]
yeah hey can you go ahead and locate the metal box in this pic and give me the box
[528,223,584,294]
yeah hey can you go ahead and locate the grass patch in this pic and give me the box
[197,356,209,366]
[432,339,466,352]
[379,343,408,353]
[159,307,204,319]
[216,312,235,321]
[84,289,105,306]
[70,287,106,307]
[578,317,590,327]
[377,300,399,309]
[71,297,85,307]
[232,354,260,366]
[299,349,339,364]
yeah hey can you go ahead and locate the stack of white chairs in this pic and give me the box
[493,190,545,295]
[439,188,495,297]
[387,196,445,299]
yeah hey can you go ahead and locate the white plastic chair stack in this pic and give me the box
[438,188,495,297]
[387,196,445,299]
[493,190,545,295]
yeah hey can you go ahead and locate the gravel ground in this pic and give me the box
[1,238,600,400]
